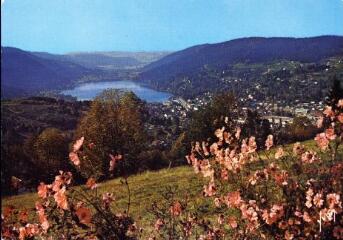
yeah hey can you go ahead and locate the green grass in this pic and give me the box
[2,166,207,231]
[3,139,342,235]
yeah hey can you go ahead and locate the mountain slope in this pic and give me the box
[33,51,171,70]
[1,47,93,98]
[140,36,343,82]
[1,47,171,99]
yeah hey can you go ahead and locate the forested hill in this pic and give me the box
[1,47,95,98]
[139,36,343,98]
[140,36,343,82]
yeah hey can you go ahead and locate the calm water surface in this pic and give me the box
[61,80,172,102]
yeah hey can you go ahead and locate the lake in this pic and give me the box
[61,80,172,103]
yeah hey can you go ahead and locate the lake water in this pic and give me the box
[61,80,172,102]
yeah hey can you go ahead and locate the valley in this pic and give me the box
[1,0,343,237]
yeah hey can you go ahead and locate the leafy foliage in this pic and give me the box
[32,128,70,178]
[187,92,238,143]
[74,90,147,179]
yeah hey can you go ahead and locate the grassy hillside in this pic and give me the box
[2,140,337,209]
[3,139,342,237]
[2,166,207,235]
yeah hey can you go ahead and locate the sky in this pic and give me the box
[1,0,343,53]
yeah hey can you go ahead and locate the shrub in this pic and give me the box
[181,100,343,239]
[2,137,141,240]
[32,128,70,179]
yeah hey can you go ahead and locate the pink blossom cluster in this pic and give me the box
[186,100,343,239]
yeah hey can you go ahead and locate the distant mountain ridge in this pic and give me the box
[1,47,171,99]
[2,36,343,100]
[1,47,95,98]
[140,36,343,82]
[33,51,171,70]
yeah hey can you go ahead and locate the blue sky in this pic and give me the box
[1,0,343,53]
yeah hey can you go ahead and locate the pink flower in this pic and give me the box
[313,193,324,208]
[326,193,341,209]
[323,106,334,118]
[273,170,288,186]
[19,227,27,240]
[223,132,233,144]
[102,192,115,208]
[109,154,122,171]
[240,203,259,224]
[225,191,241,208]
[214,197,221,207]
[241,139,249,154]
[194,142,201,152]
[248,137,257,153]
[221,169,229,180]
[75,206,92,225]
[58,171,72,185]
[235,127,241,139]
[301,151,318,164]
[69,152,80,166]
[37,182,48,199]
[262,204,284,225]
[214,127,225,141]
[294,211,302,218]
[170,201,182,216]
[210,142,219,154]
[265,135,273,150]
[284,230,294,240]
[275,147,284,159]
[51,172,72,193]
[248,175,258,185]
[293,142,305,155]
[86,178,97,190]
[305,188,314,208]
[24,224,40,237]
[200,160,214,179]
[88,142,96,149]
[325,128,336,140]
[248,170,267,185]
[337,99,343,108]
[202,141,209,156]
[73,136,84,152]
[154,218,164,231]
[302,211,312,223]
[36,202,49,231]
[54,186,68,210]
[316,116,324,128]
[314,133,329,150]
[203,182,216,197]
[227,217,238,228]
[278,221,288,230]
[51,178,63,192]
